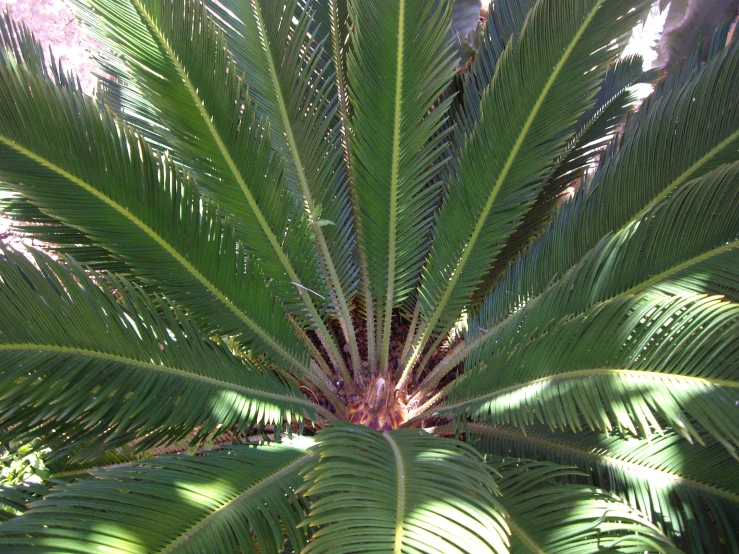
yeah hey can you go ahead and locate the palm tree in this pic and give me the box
[0,0,736,551]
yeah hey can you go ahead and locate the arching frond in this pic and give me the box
[2,0,737,551]
[347,0,457,371]
[425,156,739,393]
[197,0,363,369]
[405,0,650,382]
[0,441,313,553]
[239,0,361,373]
[0,483,49,521]
[203,0,334,189]
[468,161,739,361]
[0,56,319,385]
[0,247,323,458]
[472,35,739,336]
[471,55,653,303]
[301,422,509,554]
[442,292,739,456]
[490,458,679,554]
[67,0,353,378]
[453,0,538,137]
[470,424,739,553]
[0,12,125,269]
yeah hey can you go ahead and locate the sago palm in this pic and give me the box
[0,0,737,552]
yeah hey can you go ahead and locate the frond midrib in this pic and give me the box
[424,223,739,391]
[441,368,739,412]
[506,518,545,554]
[402,0,606,384]
[0,133,312,381]
[330,0,377,371]
[381,0,407,373]
[383,432,406,554]
[130,0,348,378]
[0,343,327,418]
[156,453,312,553]
[628,128,739,223]
[468,424,739,503]
[251,0,360,374]
[621,239,738,296]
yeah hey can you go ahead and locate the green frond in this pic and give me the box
[203,0,362,360]
[407,0,649,380]
[237,0,361,372]
[67,0,346,358]
[0,12,124,268]
[347,0,458,371]
[0,247,322,458]
[453,0,537,136]
[489,458,680,553]
[2,0,738,550]
[301,421,509,554]
[0,483,49,521]
[65,0,177,154]
[47,450,155,482]
[203,0,326,189]
[0,57,318,384]
[450,0,536,147]
[472,34,739,336]
[446,2,653,309]
[0,441,313,553]
[0,12,56,82]
[470,55,651,305]
[327,0,379,371]
[470,424,739,552]
[442,292,739,455]
[460,161,739,375]
[426,152,739,395]
[546,57,651,194]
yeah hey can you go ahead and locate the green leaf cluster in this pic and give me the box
[0,0,737,551]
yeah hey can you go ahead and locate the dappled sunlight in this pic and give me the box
[467,423,738,551]
[171,477,235,511]
[209,388,285,429]
[86,522,148,554]
[405,497,510,554]
[475,369,733,446]
[0,0,735,550]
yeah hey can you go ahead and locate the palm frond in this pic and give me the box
[0,193,127,274]
[347,0,458,372]
[470,55,652,305]
[0,441,313,553]
[300,421,509,554]
[47,450,154,482]
[328,0,379,371]
[471,34,739,337]
[489,458,679,553]
[441,291,739,456]
[0,56,321,387]
[451,0,536,141]
[68,0,355,379]
[404,0,650,384]
[0,483,49,521]
[243,0,362,373]
[64,0,177,154]
[469,160,739,358]
[426,152,739,393]
[0,247,323,458]
[0,12,123,267]
[201,0,363,369]
[203,0,326,189]
[0,12,56,81]
[470,424,739,552]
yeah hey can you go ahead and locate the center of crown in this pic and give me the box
[346,372,408,431]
